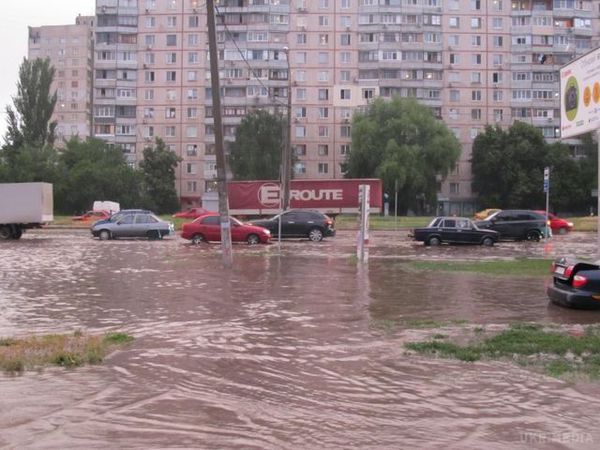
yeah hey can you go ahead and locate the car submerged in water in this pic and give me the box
[410,216,499,246]
[91,211,173,240]
[547,257,600,309]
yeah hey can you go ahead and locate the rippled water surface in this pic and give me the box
[1,230,600,449]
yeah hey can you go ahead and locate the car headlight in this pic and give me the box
[264,229,271,235]
[568,222,574,227]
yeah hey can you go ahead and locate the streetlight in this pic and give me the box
[278,46,292,250]
[282,46,292,211]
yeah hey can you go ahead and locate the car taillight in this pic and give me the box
[325,219,333,226]
[564,265,574,278]
[573,275,588,288]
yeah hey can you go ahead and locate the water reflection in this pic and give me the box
[0,230,599,448]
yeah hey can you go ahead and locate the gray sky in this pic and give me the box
[1,0,95,138]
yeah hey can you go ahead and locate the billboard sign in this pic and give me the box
[560,47,600,139]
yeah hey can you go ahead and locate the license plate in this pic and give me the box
[554,266,565,275]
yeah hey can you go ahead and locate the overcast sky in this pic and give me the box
[1,0,95,138]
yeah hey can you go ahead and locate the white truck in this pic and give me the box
[0,182,53,240]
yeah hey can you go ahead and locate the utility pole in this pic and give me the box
[281,47,292,211]
[206,0,233,267]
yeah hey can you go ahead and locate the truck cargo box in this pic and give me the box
[0,182,53,224]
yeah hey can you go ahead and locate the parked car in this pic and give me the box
[474,209,550,241]
[92,209,154,226]
[91,211,173,240]
[72,210,111,222]
[249,209,336,242]
[172,207,209,219]
[534,210,574,235]
[547,256,600,309]
[474,208,501,220]
[410,216,499,246]
[181,213,271,245]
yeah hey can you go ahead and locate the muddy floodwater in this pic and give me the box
[1,229,600,449]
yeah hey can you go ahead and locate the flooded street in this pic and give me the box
[1,229,600,449]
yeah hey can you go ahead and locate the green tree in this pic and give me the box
[228,109,285,180]
[344,97,461,213]
[0,144,59,184]
[3,58,57,150]
[54,138,142,214]
[471,122,594,213]
[138,137,181,214]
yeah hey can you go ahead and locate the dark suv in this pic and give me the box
[475,209,549,241]
[249,209,336,242]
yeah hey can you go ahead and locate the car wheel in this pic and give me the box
[526,230,542,241]
[0,225,12,240]
[191,234,205,245]
[427,236,441,246]
[558,227,568,235]
[147,230,162,240]
[12,228,23,240]
[247,234,260,245]
[482,236,494,247]
[99,230,111,241]
[308,228,324,242]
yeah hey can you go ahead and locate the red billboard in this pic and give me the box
[227,179,383,215]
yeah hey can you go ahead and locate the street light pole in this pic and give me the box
[282,46,292,211]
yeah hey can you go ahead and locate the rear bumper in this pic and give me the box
[547,284,600,309]
[326,228,336,237]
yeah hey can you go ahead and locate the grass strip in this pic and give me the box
[405,258,551,277]
[406,323,600,380]
[0,331,133,374]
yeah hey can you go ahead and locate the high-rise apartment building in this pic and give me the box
[28,15,94,145]
[87,0,600,211]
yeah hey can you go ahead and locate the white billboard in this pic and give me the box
[560,47,600,139]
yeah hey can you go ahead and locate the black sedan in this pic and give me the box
[249,209,335,242]
[547,257,600,309]
[410,216,499,246]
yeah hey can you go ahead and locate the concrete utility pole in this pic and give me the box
[281,47,292,211]
[206,0,233,267]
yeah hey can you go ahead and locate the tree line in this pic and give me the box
[0,58,181,215]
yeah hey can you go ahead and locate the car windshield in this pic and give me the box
[427,217,442,227]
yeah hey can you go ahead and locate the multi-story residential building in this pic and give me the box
[28,15,94,145]
[93,0,139,164]
[90,1,600,210]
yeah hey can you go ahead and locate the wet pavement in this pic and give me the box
[1,229,600,449]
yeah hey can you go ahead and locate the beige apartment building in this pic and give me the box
[28,16,95,145]
[89,0,600,211]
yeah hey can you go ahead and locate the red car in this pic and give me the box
[534,211,574,235]
[181,213,271,245]
[172,207,210,219]
[72,210,111,222]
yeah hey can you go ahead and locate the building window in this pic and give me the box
[471,108,481,120]
[318,144,329,156]
[318,126,329,137]
[295,162,306,175]
[340,144,350,155]
[166,34,177,46]
[186,163,197,175]
[165,107,176,118]
[186,144,198,156]
[318,163,329,174]
[295,144,306,156]
[165,126,176,137]
[450,183,459,194]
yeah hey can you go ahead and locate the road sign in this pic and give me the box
[543,167,550,193]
